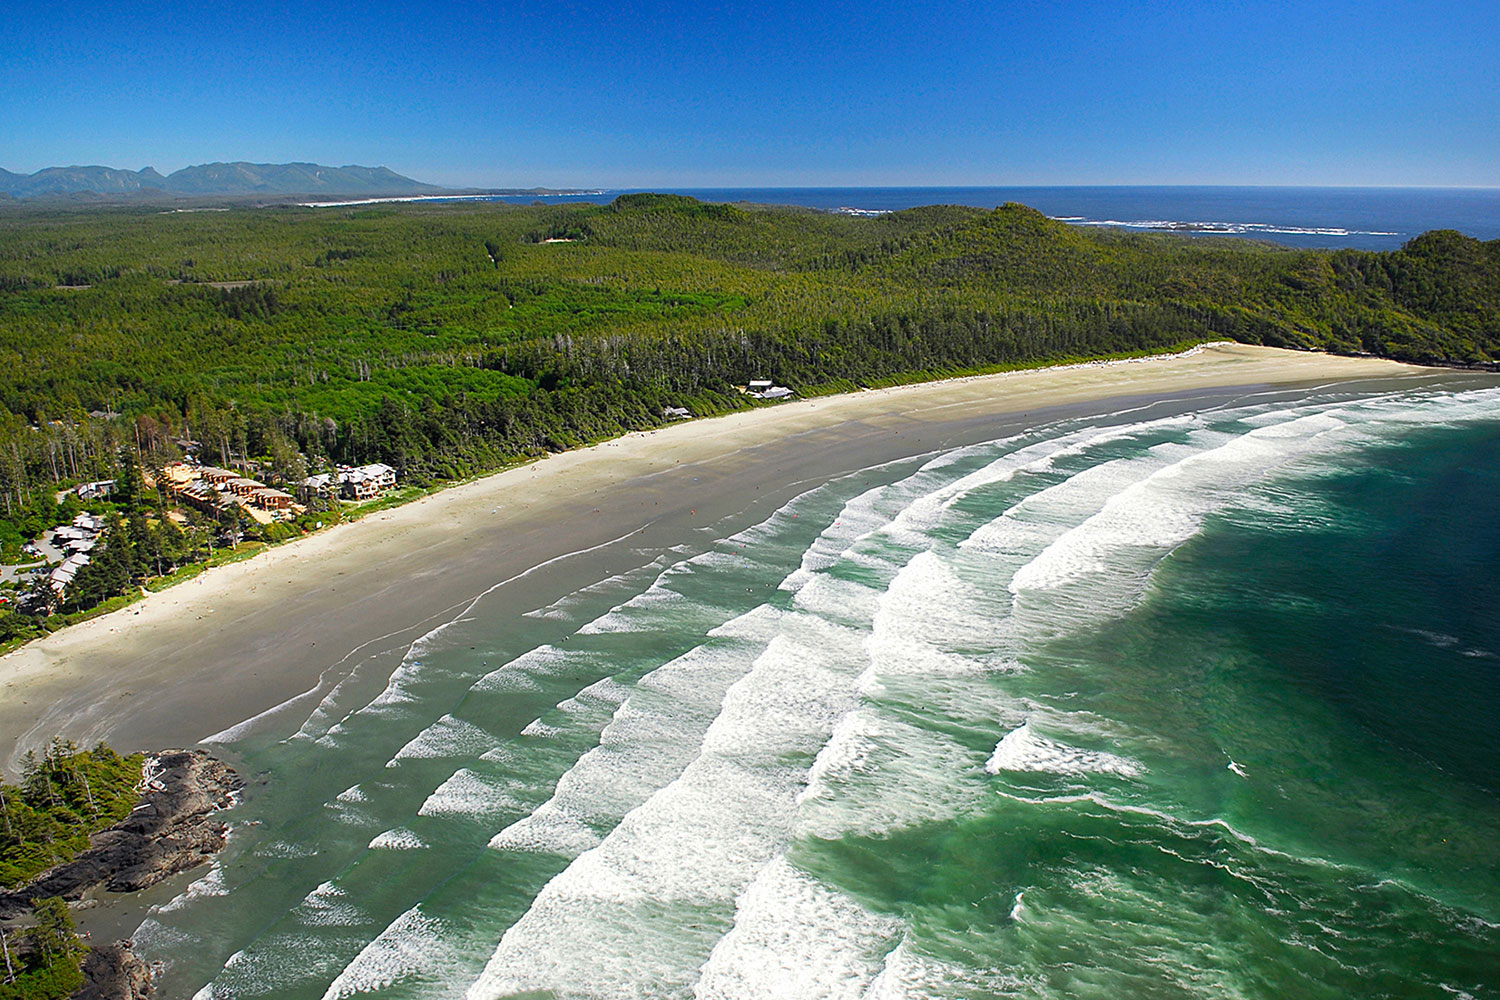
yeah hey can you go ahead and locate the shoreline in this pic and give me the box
[0,344,1462,776]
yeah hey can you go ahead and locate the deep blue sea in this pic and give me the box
[374,186,1500,251]
[135,375,1500,999]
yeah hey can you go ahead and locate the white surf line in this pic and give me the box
[292,519,660,742]
[200,599,481,744]
[697,416,1250,996]
[465,620,869,999]
[694,856,903,1000]
[1009,409,1350,599]
[320,637,772,1000]
[323,484,912,997]
[691,422,1214,997]
[177,522,678,995]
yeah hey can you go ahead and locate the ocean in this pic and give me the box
[134,375,1500,999]
[344,186,1500,251]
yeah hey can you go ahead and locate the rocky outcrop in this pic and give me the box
[0,750,242,918]
[76,939,155,999]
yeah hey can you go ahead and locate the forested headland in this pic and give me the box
[0,194,1495,629]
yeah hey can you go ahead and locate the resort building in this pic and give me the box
[343,463,397,498]
[74,513,107,533]
[252,487,294,511]
[297,473,336,501]
[299,463,397,502]
[73,479,115,500]
[48,553,90,596]
[742,378,793,400]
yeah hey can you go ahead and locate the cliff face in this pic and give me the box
[0,750,242,918]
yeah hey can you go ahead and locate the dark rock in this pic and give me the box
[0,750,242,919]
[76,939,155,999]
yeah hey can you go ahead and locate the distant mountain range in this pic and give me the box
[0,162,446,199]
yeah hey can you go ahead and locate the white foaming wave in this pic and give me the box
[201,670,329,744]
[857,551,1001,701]
[349,655,434,719]
[986,721,1142,778]
[325,798,377,827]
[578,585,690,634]
[522,554,673,620]
[258,839,320,859]
[797,710,882,806]
[781,483,896,591]
[1071,217,1400,237]
[777,443,1015,593]
[468,643,584,693]
[792,572,882,624]
[869,551,980,651]
[519,718,560,738]
[779,432,1059,593]
[321,908,456,1000]
[878,439,1062,548]
[490,644,749,854]
[573,486,847,635]
[693,856,903,1000]
[297,880,368,928]
[960,445,1194,561]
[879,415,1197,551]
[861,936,1023,1000]
[418,767,526,818]
[555,675,631,717]
[203,932,354,999]
[368,827,427,850]
[467,620,869,999]
[487,799,602,855]
[1010,413,1345,595]
[387,714,496,766]
[797,711,990,839]
[153,861,230,914]
[706,602,784,641]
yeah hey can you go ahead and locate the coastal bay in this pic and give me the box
[0,344,1441,777]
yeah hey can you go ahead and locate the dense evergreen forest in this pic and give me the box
[0,743,143,999]
[0,194,1495,623]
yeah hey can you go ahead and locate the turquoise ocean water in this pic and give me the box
[138,378,1500,999]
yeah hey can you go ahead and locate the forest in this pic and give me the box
[0,194,1495,623]
[0,743,143,999]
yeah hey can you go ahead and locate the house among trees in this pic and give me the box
[340,463,397,500]
[297,463,397,502]
[743,379,794,400]
[73,479,115,500]
[297,472,336,501]
[48,553,90,596]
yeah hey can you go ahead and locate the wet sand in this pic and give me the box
[0,345,1442,776]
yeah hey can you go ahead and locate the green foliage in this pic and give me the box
[0,897,86,1000]
[0,197,1493,617]
[0,742,145,890]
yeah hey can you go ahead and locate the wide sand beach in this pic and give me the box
[0,344,1444,776]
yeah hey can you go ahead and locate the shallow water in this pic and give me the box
[139,380,1500,999]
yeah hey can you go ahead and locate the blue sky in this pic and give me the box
[3,0,1496,187]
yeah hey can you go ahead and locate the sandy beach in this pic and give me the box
[0,344,1447,776]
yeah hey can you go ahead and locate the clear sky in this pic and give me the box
[3,0,1496,188]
